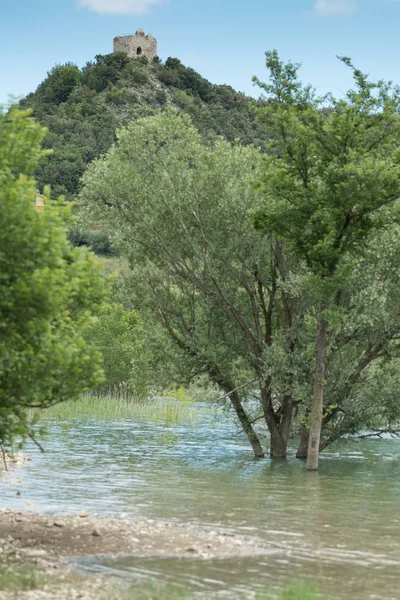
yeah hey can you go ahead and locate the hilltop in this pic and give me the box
[21,53,269,200]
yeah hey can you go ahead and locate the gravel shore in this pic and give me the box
[0,509,265,599]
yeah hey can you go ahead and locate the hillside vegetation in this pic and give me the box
[21,53,269,200]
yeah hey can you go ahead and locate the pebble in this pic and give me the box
[25,548,48,557]
[92,528,101,537]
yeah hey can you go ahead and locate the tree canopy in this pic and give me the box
[0,106,107,446]
[79,110,317,458]
[253,51,400,469]
[20,54,269,202]
[79,99,400,463]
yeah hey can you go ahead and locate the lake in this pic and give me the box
[1,405,399,599]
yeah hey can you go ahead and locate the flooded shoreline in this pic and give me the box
[0,509,267,599]
[1,408,400,599]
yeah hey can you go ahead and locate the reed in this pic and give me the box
[29,392,198,425]
[121,583,322,600]
[0,568,42,591]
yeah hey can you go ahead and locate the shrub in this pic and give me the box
[131,69,150,85]
[86,303,150,397]
[37,64,82,104]
[155,89,168,106]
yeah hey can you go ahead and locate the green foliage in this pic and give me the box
[267,586,321,600]
[0,568,42,591]
[21,53,270,200]
[78,110,303,456]
[79,111,264,386]
[105,86,138,106]
[131,69,150,85]
[36,63,83,105]
[253,51,400,462]
[0,106,107,445]
[83,53,132,92]
[155,89,168,106]
[120,581,322,600]
[68,221,114,254]
[31,394,198,425]
[79,104,400,457]
[254,50,400,285]
[85,302,150,396]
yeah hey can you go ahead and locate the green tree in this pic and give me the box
[0,106,107,446]
[36,63,83,104]
[253,52,400,469]
[21,53,270,200]
[79,110,313,458]
[86,302,150,397]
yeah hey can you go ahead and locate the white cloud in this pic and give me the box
[79,0,165,15]
[314,0,357,15]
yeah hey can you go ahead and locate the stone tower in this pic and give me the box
[113,30,157,61]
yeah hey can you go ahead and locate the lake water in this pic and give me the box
[1,406,399,599]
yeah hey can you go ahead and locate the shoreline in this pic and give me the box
[0,509,267,599]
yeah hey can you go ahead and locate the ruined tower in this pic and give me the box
[113,30,157,61]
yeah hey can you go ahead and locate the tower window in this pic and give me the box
[137,47,143,56]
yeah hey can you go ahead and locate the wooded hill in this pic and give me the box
[21,53,268,200]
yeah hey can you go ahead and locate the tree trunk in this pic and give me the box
[296,426,309,459]
[270,431,288,458]
[229,390,265,458]
[306,306,328,471]
[270,397,293,458]
[260,388,292,459]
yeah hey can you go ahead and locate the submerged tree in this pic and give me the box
[253,52,400,470]
[0,106,107,446]
[80,110,314,458]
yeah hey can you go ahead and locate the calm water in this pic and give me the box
[1,406,400,599]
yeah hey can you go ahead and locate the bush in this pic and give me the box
[86,303,150,397]
[68,222,113,255]
[0,107,107,445]
[82,53,132,92]
[37,64,82,104]
[105,86,137,106]
[131,69,150,85]
[155,89,168,106]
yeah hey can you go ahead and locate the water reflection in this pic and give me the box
[1,406,400,599]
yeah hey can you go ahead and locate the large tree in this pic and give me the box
[79,110,312,458]
[253,52,400,469]
[0,106,107,446]
[79,108,400,462]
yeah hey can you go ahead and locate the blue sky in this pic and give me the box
[1,0,400,105]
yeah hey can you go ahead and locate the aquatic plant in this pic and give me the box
[29,394,198,425]
[120,582,322,600]
[0,567,42,591]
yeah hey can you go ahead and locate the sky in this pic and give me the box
[1,0,400,105]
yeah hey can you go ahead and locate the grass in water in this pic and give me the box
[269,585,321,600]
[0,567,42,591]
[29,393,198,425]
[120,582,322,600]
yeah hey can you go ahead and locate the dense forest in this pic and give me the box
[21,53,268,199]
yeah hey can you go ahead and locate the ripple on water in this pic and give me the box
[1,406,400,599]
